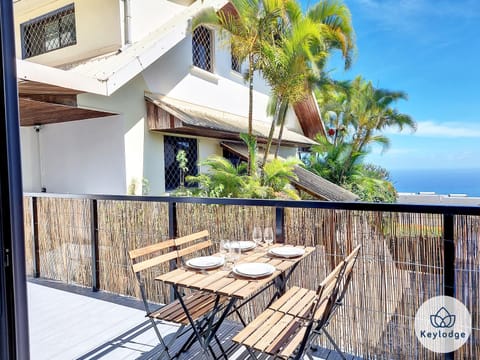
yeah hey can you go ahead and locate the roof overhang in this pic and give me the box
[19,98,116,126]
[18,80,116,126]
[145,93,317,147]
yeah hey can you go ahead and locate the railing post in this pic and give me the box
[168,201,178,301]
[443,214,455,297]
[90,199,99,292]
[443,213,455,360]
[275,207,285,244]
[30,196,40,278]
[168,201,177,241]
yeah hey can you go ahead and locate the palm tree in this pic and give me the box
[330,76,416,172]
[260,0,355,167]
[193,0,284,174]
[307,76,415,202]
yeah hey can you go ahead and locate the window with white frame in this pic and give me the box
[192,26,213,72]
[21,3,76,59]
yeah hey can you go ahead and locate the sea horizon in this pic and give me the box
[389,168,480,197]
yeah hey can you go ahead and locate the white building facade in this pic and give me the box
[15,0,319,196]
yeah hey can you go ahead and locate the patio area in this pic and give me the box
[28,279,350,360]
[23,194,480,359]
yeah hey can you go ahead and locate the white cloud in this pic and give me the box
[388,121,480,138]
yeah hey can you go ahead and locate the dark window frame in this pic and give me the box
[164,135,198,191]
[20,3,76,59]
[192,26,213,72]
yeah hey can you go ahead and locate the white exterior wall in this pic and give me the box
[78,76,148,195]
[20,127,41,192]
[143,29,274,123]
[20,116,126,195]
[14,0,122,66]
[127,0,188,43]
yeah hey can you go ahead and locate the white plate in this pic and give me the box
[186,256,224,270]
[223,241,256,251]
[233,263,275,278]
[268,246,305,258]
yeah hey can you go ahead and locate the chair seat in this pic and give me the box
[149,292,223,325]
[233,286,320,359]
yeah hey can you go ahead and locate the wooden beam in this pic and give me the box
[19,98,116,126]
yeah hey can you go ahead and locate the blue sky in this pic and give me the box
[320,0,480,170]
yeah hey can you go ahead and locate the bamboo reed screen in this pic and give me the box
[97,200,170,304]
[284,209,444,359]
[455,216,480,359]
[23,197,479,359]
[36,197,92,286]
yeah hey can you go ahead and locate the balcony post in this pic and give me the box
[275,207,285,244]
[168,201,178,301]
[90,199,99,292]
[30,196,40,278]
[443,213,455,297]
[443,213,455,360]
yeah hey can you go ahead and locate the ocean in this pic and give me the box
[389,168,480,197]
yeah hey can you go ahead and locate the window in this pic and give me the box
[192,26,213,72]
[21,4,76,59]
[231,48,241,73]
[164,136,198,191]
[223,148,243,167]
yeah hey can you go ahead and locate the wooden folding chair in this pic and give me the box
[129,230,223,359]
[232,245,361,360]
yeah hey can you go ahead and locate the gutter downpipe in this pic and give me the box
[123,0,132,46]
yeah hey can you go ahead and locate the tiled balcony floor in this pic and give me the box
[28,279,356,360]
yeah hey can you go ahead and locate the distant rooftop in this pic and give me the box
[398,192,480,206]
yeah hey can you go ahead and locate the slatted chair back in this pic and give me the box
[292,245,361,359]
[128,238,177,312]
[127,230,214,358]
[174,230,212,260]
[129,239,177,275]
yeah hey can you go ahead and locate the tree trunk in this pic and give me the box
[274,100,289,158]
[247,55,254,175]
[262,98,281,169]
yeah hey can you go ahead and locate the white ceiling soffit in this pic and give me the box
[16,0,228,96]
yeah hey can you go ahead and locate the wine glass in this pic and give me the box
[264,227,274,249]
[229,241,241,267]
[219,239,228,266]
[252,226,263,251]
[219,239,228,269]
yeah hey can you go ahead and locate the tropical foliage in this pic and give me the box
[183,137,301,199]
[261,0,355,165]
[305,76,416,202]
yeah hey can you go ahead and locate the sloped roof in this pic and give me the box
[220,142,359,201]
[16,0,229,96]
[145,93,317,146]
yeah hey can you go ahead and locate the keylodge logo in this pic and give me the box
[414,296,471,353]
[430,307,456,328]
